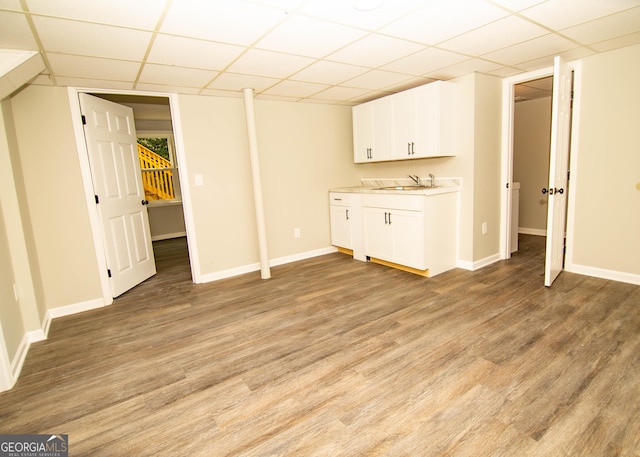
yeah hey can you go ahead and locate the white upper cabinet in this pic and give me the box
[353,80,456,163]
[352,97,391,162]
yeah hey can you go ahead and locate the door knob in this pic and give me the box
[555,188,564,194]
[141,199,149,205]
[542,188,548,194]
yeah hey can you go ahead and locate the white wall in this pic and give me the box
[175,94,358,278]
[570,44,640,279]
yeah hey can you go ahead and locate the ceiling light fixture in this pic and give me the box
[352,0,384,11]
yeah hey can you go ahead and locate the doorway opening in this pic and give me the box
[500,58,579,287]
[70,89,196,302]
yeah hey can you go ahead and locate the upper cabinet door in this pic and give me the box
[353,80,457,163]
[353,97,391,163]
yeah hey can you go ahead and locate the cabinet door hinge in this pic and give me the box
[81,115,87,125]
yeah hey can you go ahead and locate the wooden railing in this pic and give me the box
[138,144,175,200]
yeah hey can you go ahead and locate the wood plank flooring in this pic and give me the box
[1,235,639,456]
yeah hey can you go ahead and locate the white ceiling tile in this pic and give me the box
[226,49,314,78]
[560,7,640,45]
[425,58,503,79]
[134,82,201,94]
[590,30,640,52]
[47,53,140,81]
[327,34,424,67]
[207,72,280,92]
[520,0,640,30]
[262,80,329,97]
[307,85,372,102]
[0,0,22,11]
[299,0,423,31]
[255,15,366,57]
[484,0,547,12]
[25,0,168,30]
[439,16,548,56]
[56,76,134,90]
[138,63,218,87]
[482,33,577,66]
[255,93,302,102]
[342,69,412,90]
[148,35,244,70]
[33,16,152,60]
[291,60,368,85]
[488,66,523,77]
[250,0,307,11]
[199,88,244,98]
[380,0,509,45]
[0,11,39,49]
[161,0,287,45]
[381,47,469,75]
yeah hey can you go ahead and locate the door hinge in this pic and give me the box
[95,195,99,204]
[567,170,571,180]
[107,269,112,278]
[81,115,86,125]
[506,182,509,189]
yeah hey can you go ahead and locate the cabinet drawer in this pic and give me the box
[329,192,352,207]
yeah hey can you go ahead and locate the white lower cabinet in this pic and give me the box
[363,205,425,270]
[329,192,353,250]
[361,192,457,276]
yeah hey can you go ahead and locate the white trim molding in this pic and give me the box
[567,264,640,286]
[198,246,338,283]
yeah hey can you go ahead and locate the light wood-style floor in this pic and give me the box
[1,235,639,456]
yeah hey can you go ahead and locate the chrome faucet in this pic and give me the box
[429,173,435,188]
[408,174,421,186]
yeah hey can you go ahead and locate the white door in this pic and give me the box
[544,56,572,287]
[80,94,156,297]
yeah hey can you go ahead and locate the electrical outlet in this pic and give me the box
[482,222,488,235]
[294,228,301,238]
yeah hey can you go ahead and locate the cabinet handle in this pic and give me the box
[411,142,415,155]
[384,212,388,224]
[333,198,342,201]
[407,143,411,156]
[345,209,349,220]
[388,212,392,224]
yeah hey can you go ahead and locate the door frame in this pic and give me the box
[67,87,200,305]
[499,61,582,273]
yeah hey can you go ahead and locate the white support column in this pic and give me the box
[242,88,271,279]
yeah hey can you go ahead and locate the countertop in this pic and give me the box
[331,177,461,196]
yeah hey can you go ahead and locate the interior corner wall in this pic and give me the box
[176,94,357,278]
[513,97,552,232]
[571,44,640,277]
[9,85,104,311]
[0,103,27,361]
[472,73,503,262]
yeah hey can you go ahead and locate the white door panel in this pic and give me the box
[544,56,572,287]
[80,93,156,297]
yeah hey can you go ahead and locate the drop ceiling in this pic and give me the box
[1,0,639,105]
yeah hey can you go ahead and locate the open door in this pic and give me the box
[79,93,156,297]
[544,56,572,287]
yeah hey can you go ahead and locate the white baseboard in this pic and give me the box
[567,263,640,286]
[151,232,186,242]
[3,297,107,392]
[198,246,338,283]
[518,227,546,236]
[457,253,502,271]
[46,297,106,320]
